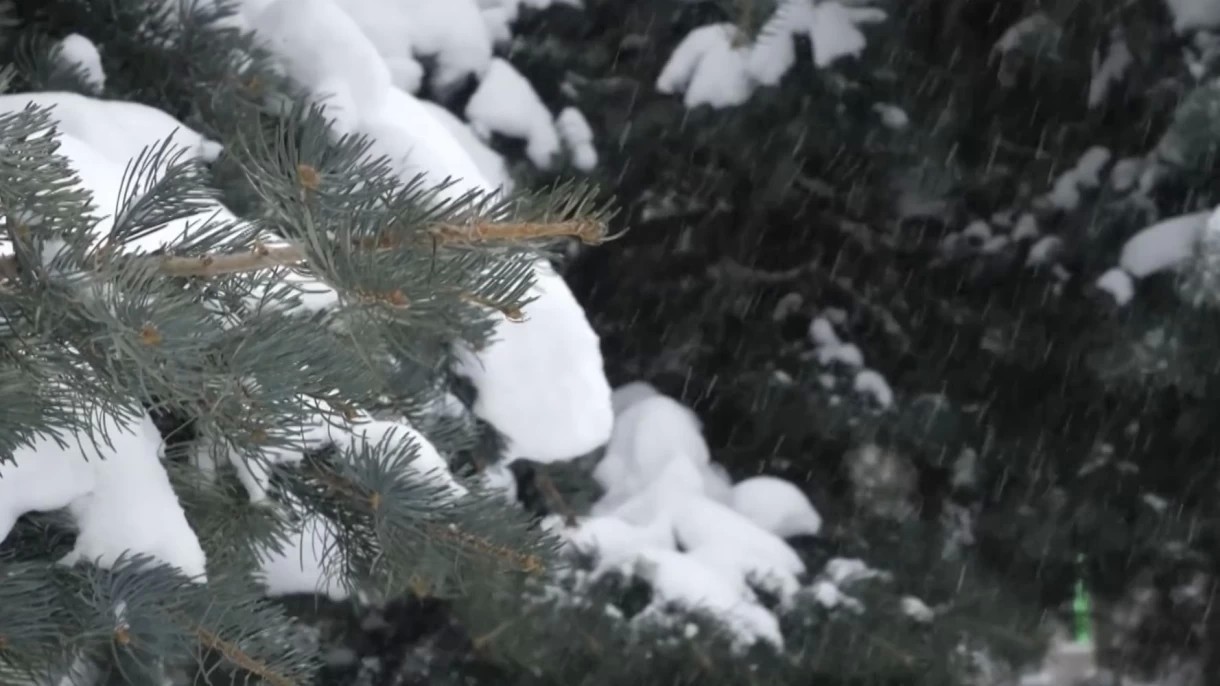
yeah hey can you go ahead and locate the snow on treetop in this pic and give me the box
[659,0,886,109]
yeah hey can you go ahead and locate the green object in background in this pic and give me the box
[1073,554,1092,644]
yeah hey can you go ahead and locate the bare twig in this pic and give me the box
[0,218,607,281]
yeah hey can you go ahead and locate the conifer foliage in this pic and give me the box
[0,1,611,683]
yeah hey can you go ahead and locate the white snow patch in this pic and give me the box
[901,595,935,622]
[853,369,893,408]
[258,514,348,600]
[1074,146,1112,188]
[1026,235,1063,266]
[1096,268,1135,306]
[1109,157,1144,192]
[817,343,864,368]
[331,0,425,93]
[593,394,710,501]
[730,476,822,538]
[57,34,105,93]
[657,24,754,109]
[418,100,514,193]
[824,557,885,585]
[962,220,992,243]
[400,0,493,93]
[807,580,864,612]
[633,548,784,649]
[808,316,841,347]
[246,0,391,135]
[746,0,885,85]
[872,103,909,129]
[0,407,206,580]
[808,1,886,67]
[465,58,561,168]
[1012,212,1040,241]
[455,259,613,463]
[1164,0,1220,34]
[610,380,661,417]
[556,106,597,171]
[1118,211,1209,277]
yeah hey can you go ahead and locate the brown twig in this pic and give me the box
[0,218,607,281]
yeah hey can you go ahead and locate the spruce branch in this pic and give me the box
[193,625,295,686]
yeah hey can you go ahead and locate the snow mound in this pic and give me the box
[1118,211,1209,277]
[1096,268,1135,306]
[1165,0,1220,34]
[246,0,391,135]
[455,259,612,463]
[610,380,661,416]
[419,100,514,193]
[593,394,711,502]
[657,24,754,109]
[466,58,561,168]
[566,392,841,649]
[556,106,597,171]
[0,407,206,580]
[331,0,425,93]
[401,0,494,93]
[57,33,105,92]
[747,0,885,85]
[731,476,823,538]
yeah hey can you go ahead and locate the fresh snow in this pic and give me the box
[57,34,105,92]
[1118,210,1209,277]
[824,557,886,586]
[853,369,894,408]
[420,101,514,193]
[454,259,613,462]
[0,407,206,580]
[962,220,992,243]
[1012,212,1040,241]
[400,0,493,93]
[817,343,864,367]
[246,0,392,135]
[808,1,886,67]
[466,58,562,168]
[570,390,839,647]
[1026,235,1063,266]
[731,476,823,538]
[746,0,885,86]
[632,548,784,649]
[808,316,841,347]
[1164,0,1220,34]
[610,380,661,416]
[330,0,425,93]
[656,24,754,109]
[593,394,711,501]
[1096,267,1135,306]
[556,106,598,171]
[901,595,935,622]
[257,513,349,599]
[873,103,910,129]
